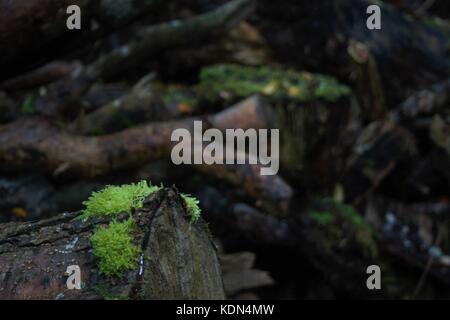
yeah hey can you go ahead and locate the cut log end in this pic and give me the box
[0,188,225,300]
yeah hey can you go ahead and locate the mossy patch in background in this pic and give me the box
[309,209,334,226]
[198,64,350,103]
[308,198,379,259]
[21,94,34,114]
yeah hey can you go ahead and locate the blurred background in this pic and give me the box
[0,0,449,299]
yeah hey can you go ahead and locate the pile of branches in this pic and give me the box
[0,0,449,299]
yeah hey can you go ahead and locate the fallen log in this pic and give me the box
[0,95,272,177]
[0,95,292,215]
[0,187,225,299]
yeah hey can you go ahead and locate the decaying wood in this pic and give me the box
[341,121,417,204]
[347,40,387,122]
[221,252,274,297]
[0,61,81,92]
[0,95,272,177]
[69,75,173,135]
[0,91,17,123]
[365,195,450,285]
[28,0,255,118]
[398,76,450,120]
[0,0,92,77]
[0,95,292,214]
[89,0,255,79]
[0,0,164,78]
[197,160,293,216]
[256,0,450,104]
[0,187,225,300]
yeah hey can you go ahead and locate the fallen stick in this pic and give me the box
[0,61,81,92]
[69,74,173,135]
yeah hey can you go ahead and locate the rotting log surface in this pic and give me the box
[0,95,271,178]
[0,95,292,215]
[0,188,225,300]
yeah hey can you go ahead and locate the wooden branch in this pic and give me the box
[341,121,417,204]
[0,95,271,176]
[29,0,255,118]
[88,0,255,79]
[0,0,164,76]
[69,75,174,135]
[0,61,81,92]
[0,188,225,299]
[0,95,292,214]
[256,0,450,103]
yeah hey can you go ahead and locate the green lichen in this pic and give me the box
[198,64,350,103]
[91,218,141,277]
[80,180,161,219]
[181,193,202,224]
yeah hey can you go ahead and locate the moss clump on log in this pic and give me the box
[80,181,203,277]
[81,180,161,219]
[198,64,350,103]
[91,218,141,277]
[181,194,202,224]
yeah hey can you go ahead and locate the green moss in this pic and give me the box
[81,181,201,277]
[308,199,379,259]
[80,180,161,219]
[308,199,365,227]
[91,218,141,277]
[334,201,366,227]
[309,210,334,225]
[21,94,34,114]
[198,64,350,103]
[181,193,202,224]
